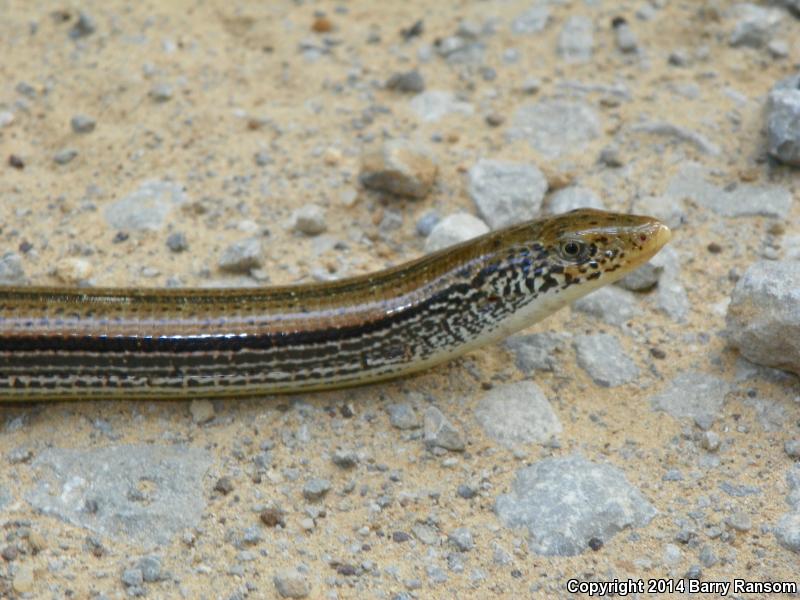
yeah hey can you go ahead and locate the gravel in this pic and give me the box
[766,72,800,167]
[495,454,656,556]
[274,569,310,598]
[409,90,474,122]
[291,204,327,235]
[511,5,550,34]
[104,179,188,231]
[302,478,332,501]
[616,245,677,291]
[386,70,425,93]
[424,213,488,253]
[729,3,781,48]
[506,100,600,158]
[504,332,570,373]
[474,381,562,447]
[572,286,640,327]
[545,186,604,214]
[423,406,465,451]
[360,139,438,198]
[53,148,78,164]
[26,445,211,547]
[727,261,800,375]
[0,252,26,284]
[467,159,548,229]
[70,114,96,134]
[573,334,639,387]
[557,15,594,62]
[166,231,188,253]
[218,238,263,273]
[448,528,474,552]
[665,163,791,219]
[386,403,421,430]
[649,371,729,427]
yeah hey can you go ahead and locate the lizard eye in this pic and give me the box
[559,240,587,261]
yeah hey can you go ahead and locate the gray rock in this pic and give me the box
[495,454,656,556]
[574,334,639,387]
[665,163,791,219]
[436,32,485,64]
[572,286,640,327]
[121,568,144,588]
[331,449,359,469]
[166,232,188,253]
[70,114,96,134]
[291,204,327,235]
[729,3,781,48]
[360,139,438,198]
[423,407,465,451]
[409,91,474,122]
[474,381,562,447]
[26,445,211,547]
[546,186,604,214]
[302,478,331,501]
[149,83,173,102]
[650,371,729,426]
[775,0,800,17]
[632,195,687,230]
[614,21,638,53]
[218,238,262,273]
[631,121,719,155]
[656,272,690,322]
[727,512,752,532]
[786,440,800,459]
[138,556,163,582]
[411,523,439,545]
[507,101,600,158]
[617,246,678,291]
[766,73,800,167]
[0,487,9,510]
[557,16,594,63]
[775,512,800,553]
[273,569,310,598]
[768,39,790,57]
[416,210,440,237]
[386,403,420,430]
[511,5,550,34]
[53,148,78,165]
[0,252,26,284]
[727,261,800,375]
[69,11,96,39]
[467,159,548,229]
[386,70,425,93]
[448,528,474,551]
[505,332,570,373]
[424,213,489,253]
[104,180,188,231]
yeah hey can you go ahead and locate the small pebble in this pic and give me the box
[218,238,262,273]
[53,148,78,165]
[291,204,327,235]
[70,114,96,134]
[423,406,465,451]
[274,569,310,599]
[189,399,215,424]
[166,232,189,253]
[302,478,331,501]
[785,440,800,459]
[387,403,420,430]
[12,564,34,593]
[149,83,174,102]
[214,477,234,495]
[386,70,425,93]
[360,139,438,199]
[55,257,92,284]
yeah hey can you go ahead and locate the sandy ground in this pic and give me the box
[1,0,800,598]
